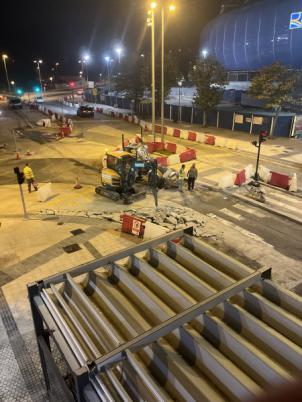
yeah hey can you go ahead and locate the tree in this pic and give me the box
[140,52,180,115]
[114,55,146,113]
[192,58,227,126]
[248,63,297,136]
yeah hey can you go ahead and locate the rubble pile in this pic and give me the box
[41,206,207,237]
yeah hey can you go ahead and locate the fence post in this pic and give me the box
[290,115,296,138]
[249,114,254,134]
[169,105,172,120]
[216,111,220,128]
[191,107,194,124]
[232,112,235,131]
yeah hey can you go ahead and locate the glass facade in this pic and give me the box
[201,0,302,70]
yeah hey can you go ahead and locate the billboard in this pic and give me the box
[289,11,302,30]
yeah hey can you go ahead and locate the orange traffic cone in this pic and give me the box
[16,151,21,160]
[74,176,82,189]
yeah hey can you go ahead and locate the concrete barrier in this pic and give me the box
[218,174,236,189]
[289,173,298,192]
[180,131,188,140]
[197,133,206,143]
[259,166,271,183]
[166,127,174,136]
[37,183,53,202]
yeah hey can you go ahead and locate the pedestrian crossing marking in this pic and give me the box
[267,198,302,217]
[207,214,271,245]
[233,203,266,218]
[219,208,243,221]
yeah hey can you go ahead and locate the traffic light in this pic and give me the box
[69,81,75,88]
[260,130,268,143]
[34,86,40,93]
[16,88,23,95]
[14,167,24,184]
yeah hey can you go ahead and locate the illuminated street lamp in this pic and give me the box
[202,49,208,59]
[34,59,43,96]
[105,56,114,93]
[2,54,11,93]
[115,47,123,64]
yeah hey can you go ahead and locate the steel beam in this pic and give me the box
[32,295,82,373]
[92,267,271,373]
[43,227,193,287]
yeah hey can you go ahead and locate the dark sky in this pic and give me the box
[0,0,222,89]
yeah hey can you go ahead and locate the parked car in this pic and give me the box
[34,96,44,103]
[77,105,94,117]
[9,97,22,109]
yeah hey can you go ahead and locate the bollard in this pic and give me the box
[74,176,82,189]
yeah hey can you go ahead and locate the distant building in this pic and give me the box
[201,0,302,71]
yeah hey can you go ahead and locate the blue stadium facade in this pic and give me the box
[201,0,302,71]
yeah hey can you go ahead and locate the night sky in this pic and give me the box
[0,0,222,89]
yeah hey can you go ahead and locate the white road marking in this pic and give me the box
[207,214,271,245]
[267,197,302,216]
[233,203,266,218]
[267,191,302,205]
[219,208,243,221]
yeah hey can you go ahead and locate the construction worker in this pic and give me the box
[178,164,186,192]
[23,163,38,193]
[187,163,198,191]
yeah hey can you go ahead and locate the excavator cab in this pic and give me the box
[96,150,159,204]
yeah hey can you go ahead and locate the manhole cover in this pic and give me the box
[70,228,85,236]
[63,244,81,254]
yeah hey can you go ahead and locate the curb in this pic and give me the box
[225,191,302,226]
[260,181,302,199]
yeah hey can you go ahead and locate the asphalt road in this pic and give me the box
[1,101,302,264]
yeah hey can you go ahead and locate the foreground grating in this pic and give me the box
[28,227,302,401]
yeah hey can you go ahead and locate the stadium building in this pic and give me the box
[201,0,302,73]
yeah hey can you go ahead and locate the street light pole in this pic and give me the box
[178,80,182,122]
[2,55,11,94]
[151,7,156,142]
[160,6,165,143]
[34,60,43,96]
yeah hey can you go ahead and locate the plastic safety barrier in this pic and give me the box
[269,172,290,190]
[234,169,246,186]
[165,142,177,153]
[156,156,168,167]
[188,131,197,141]
[179,149,197,163]
[205,135,215,145]
[173,128,181,138]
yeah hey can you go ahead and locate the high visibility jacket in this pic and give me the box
[23,166,34,180]
[179,168,185,178]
